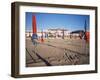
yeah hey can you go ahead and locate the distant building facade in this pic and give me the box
[26,28,70,39]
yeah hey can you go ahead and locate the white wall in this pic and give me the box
[0,0,100,80]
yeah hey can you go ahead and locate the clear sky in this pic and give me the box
[25,12,89,32]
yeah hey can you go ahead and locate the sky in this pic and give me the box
[25,12,90,32]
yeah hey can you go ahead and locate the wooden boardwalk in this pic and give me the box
[26,38,89,67]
